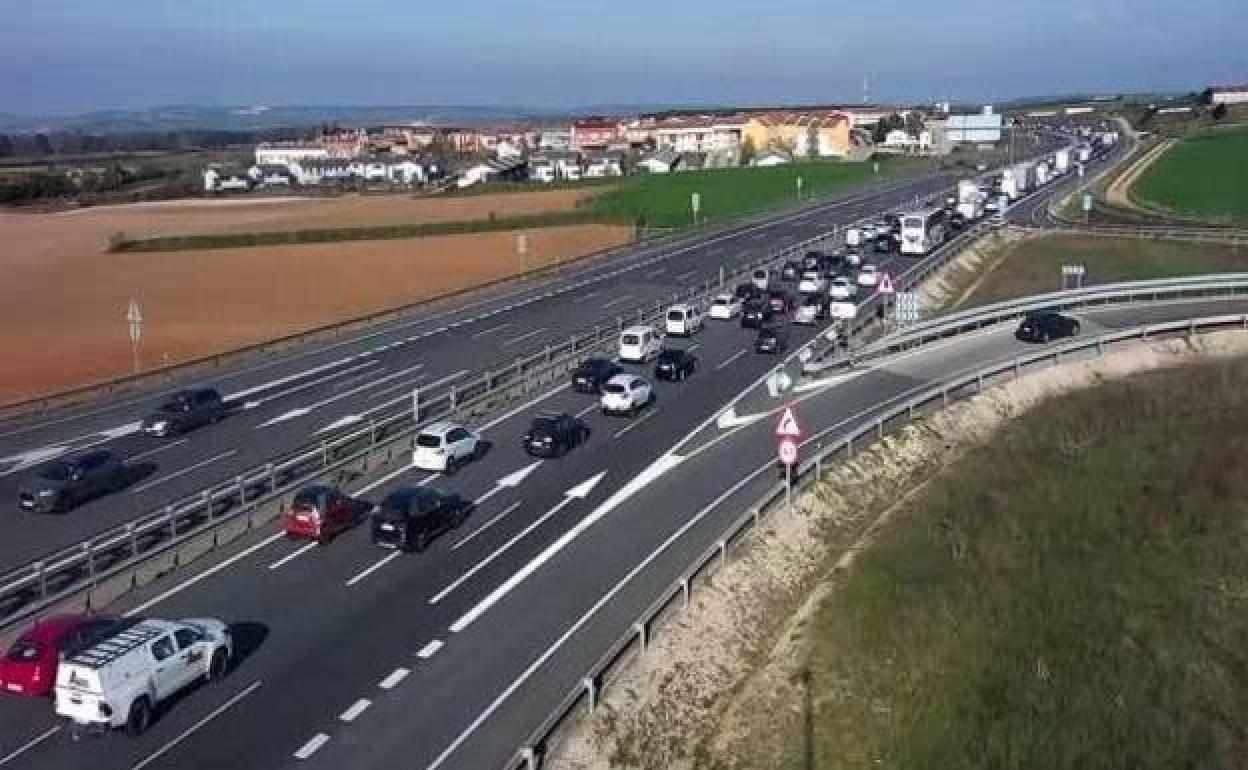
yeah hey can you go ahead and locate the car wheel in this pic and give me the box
[413,531,430,553]
[1041,331,1051,343]
[207,649,229,683]
[452,508,468,529]
[444,456,459,476]
[125,697,152,737]
[1071,322,1081,336]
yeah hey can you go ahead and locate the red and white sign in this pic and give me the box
[775,407,802,439]
[777,437,799,466]
[877,272,895,295]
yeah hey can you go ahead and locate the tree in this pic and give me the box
[33,133,53,156]
[806,125,819,158]
[0,134,12,157]
[740,136,756,165]
[1213,103,1228,121]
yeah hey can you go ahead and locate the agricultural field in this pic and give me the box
[1133,125,1248,224]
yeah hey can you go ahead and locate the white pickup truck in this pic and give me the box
[55,618,233,736]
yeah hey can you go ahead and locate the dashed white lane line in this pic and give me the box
[687,343,701,352]
[716,349,748,370]
[367,373,428,401]
[602,294,634,309]
[452,501,523,551]
[130,449,238,494]
[294,733,331,760]
[0,726,60,766]
[574,402,598,418]
[379,667,410,690]
[472,322,512,339]
[268,541,317,571]
[612,409,658,440]
[572,289,602,303]
[502,327,548,347]
[417,639,444,659]
[133,680,263,770]
[345,551,403,587]
[339,698,372,723]
[674,269,698,281]
[645,267,667,278]
[128,438,189,462]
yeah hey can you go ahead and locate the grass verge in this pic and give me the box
[1133,125,1248,225]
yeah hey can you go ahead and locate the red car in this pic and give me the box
[283,485,369,543]
[0,613,117,697]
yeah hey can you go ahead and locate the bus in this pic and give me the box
[899,207,948,256]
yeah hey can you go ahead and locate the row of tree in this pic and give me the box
[0,164,191,204]
[0,127,316,159]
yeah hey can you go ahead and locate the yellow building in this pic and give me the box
[742,111,852,158]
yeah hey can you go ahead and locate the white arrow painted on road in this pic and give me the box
[716,406,767,430]
[96,422,141,439]
[0,446,70,477]
[315,415,365,435]
[257,407,312,428]
[474,460,543,506]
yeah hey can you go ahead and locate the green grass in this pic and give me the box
[960,235,1248,308]
[1133,126,1248,224]
[582,157,921,229]
[774,358,1248,770]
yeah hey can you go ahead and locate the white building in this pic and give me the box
[1210,85,1248,105]
[946,108,1003,143]
[286,156,430,186]
[528,152,582,182]
[494,139,524,161]
[203,169,252,192]
[456,158,526,188]
[652,117,744,154]
[538,130,572,150]
[254,143,329,166]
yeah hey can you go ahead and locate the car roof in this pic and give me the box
[418,421,463,437]
[606,373,639,385]
[668,302,691,311]
[713,293,734,301]
[621,325,655,334]
[382,486,443,507]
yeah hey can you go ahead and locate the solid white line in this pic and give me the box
[237,360,384,408]
[353,462,415,496]
[674,269,698,281]
[602,294,634,309]
[345,551,403,587]
[472,323,512,339]
[130,449,238,494]
[128,438,189,462]
[367,373,428,401]
[125,532,287,617]
[378,667,410,690]
[716,349,748,370]
[612,409,657,439]
[365,369,469,416]
[0,726,61,766]
[268,541,317,571]
[452,501,522,551]
[416,639,444,659]
[574,403,598,419]
[133,681,263,770]
[479,385,568,432]
[501,327,547,347]
[293,733,330,761]
[431,497,574,606]
[339,698,372,723]
[573,289,602,303]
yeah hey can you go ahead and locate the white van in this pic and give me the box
[750,268,770,291]
[664,304,703,337]
[55,618,233,736]
[619,326,662,363]
[845,227,861,247]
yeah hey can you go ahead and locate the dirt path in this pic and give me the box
[1104,138,1174,211]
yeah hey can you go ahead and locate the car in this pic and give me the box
[283,485,370,543]
[766,289,793,315]
[55,618,232,736]
[665,303,703,337]
[412,421,483,474]
[601,374,654,416]
[741,300,774,329]
[828,277,857,300]
[371,487,472,552]
[859,224,877,240]
[750,268,771,291]
[793,295,828,325]
[976,162,989,172]
[141,388,225,437]
[856,264,880,287]
[733,283,763,302]
[572,357,624,393]
[1015,312,1081,343]
[18,450,127,513]
[619,325,662,363]
[1,614,119,697]
[843,252,862,268]
[797,270,827,294]
[654,349,697,381]
[780,260,801,281]
[523,412,590,457]
[817,254,843,275]
[800,253,821,272]
[754,326,789,354]
[950,211,968,231]
[709,293,744,320]
[874,232,895,253]
[828,300,858,320]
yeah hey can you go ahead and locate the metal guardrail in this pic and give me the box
[506,312,1248,770]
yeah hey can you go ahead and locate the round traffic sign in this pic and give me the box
[777,438,799,466]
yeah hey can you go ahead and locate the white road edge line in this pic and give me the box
[130,449,238,494]
[132,680,262,770]
[268,542,317,571]
[378,667,410,690]
[345,551,403,587]
[125,532,286,617]
[0,726,61,766]
[452,500,522,551]
[293,733,331,761]
[417,639,444,659]
[612,409,657,439]
[339,698,372,723]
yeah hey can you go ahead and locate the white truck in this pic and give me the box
[1053,147,1072,175]
[1033,162,1051,187]
[55,618,233,736]
[955,179,985,220]
[1076,144,1093,164]
[844,227,861,248]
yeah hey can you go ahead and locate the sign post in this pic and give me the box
[796,176,804,198]
[691,192,701,224]
[125,298,142,375]
[775,407,803,515]
[894,291,921,326]
[412,387,421,427]
[1061,264,1087,290]
[1081,192,1093,224]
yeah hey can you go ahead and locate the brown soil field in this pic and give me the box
[0,214,632,403]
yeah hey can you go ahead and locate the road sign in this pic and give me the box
[691,192,701,218]
[894,292,921,325]
[775,407,802,439]
[126,299,142,343]
[877,272,895,295]
[777,437,799,466]
[1061,264,1087,290]
[1082,193,1093,212]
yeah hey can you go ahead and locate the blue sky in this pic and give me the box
[2,0,1246,114]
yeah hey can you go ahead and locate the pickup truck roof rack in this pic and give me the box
[66,622,164,669]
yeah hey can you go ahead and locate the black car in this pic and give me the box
[801,253,821,272]
[1015,312,1081,343]
[741,301,774,329]
[780,260,801,281]
[654,349,697,381]
[18,450,127,513]
[733,283,763,302]
[949,211,968,231]
[886,214,902,235]
[754,326,790,354]
[371,487,472,552]
[817,254,843,276]
[766,289,793,315]
[874,233,896,253]
[571,358,623,394]
[523,412,591,457]
[141,387,225,437]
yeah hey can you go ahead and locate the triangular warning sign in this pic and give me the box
[878,272,895,294]
[775,407,802,438]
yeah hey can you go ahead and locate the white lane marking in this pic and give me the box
[268,542,317,571]
[686,343,701,352]
[0,726,61,766]
[367,373,428,401]
[502,327,548,347]
[613,409,658,439]
[602,294,634,309]
[345,551,403,587]
[125,532,286,617]
[572,289,602,303]
[378,667,410,690]
[716,349,748,370]
[574,402,598,418]
[416,639,444,659]
[472,323,512,339]
[130,450,238,494]
[127,438,189,462]
[315,415,364,435]
[234,359,383,408]
[452,501,522,551]
[0,445,71,477]
[132,680,263,770]
[645,267,667,278]
[256,362,425,427]
[479,385,568,432]
[363,369,469,416]
[674,269,698,281]
[293,733,330,761]
[339,698,372,723]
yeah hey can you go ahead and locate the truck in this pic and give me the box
[844,227,861,248]
[955,179,985,220]
[1033,161,1051,187]
[1053,147,1072,175]
[1076,144,1093,164]
[999,169,1021,201]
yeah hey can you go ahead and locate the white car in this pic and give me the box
[619,325,662,363]
[709,294,743,320]
[665,303,703,337]
[601,374,654,416]
[828,300,858,320]
[793,296,826,325]
[797,270,827,294]
[859,225,877,240]
[828,277,857,300]
[412,421,482,473]
[843,252,862,268]
[55,618,232,736]
[856,265,880,287]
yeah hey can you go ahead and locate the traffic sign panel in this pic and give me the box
[775,407,802,438]
[777,437,799,466]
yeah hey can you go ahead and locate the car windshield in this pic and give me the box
[603,383,626,394]
[37,462,71,481]
[416,434,442,448]
[713,297,729,306]
[803,297,821,307]
[659,351,681,362]
[903,217,923,229]
[5,638,41,663]
[531,417,558,433]
[622,334,640,345]
[667,310,684,321]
